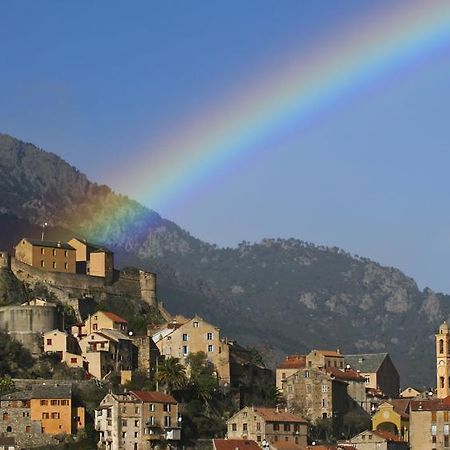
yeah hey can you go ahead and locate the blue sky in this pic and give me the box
[1,1,450,292]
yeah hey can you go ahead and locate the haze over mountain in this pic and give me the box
[0,133,446,387]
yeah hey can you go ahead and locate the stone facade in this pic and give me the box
[95,391,180,450]
[227,406,307,448]
[276,355,306,392]
[436,321,450,399]
[283,366,348,423]
[152,316,231,384]
[0,303,62,356]
[132,335,160,378]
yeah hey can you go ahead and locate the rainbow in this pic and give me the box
[85,0,450,241]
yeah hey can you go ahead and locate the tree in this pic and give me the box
[341,411,371,439]
[185,352,218,403]
[156,357,187,393]
[0,376,15,396]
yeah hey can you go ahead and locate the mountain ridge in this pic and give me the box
[0,132,446,387]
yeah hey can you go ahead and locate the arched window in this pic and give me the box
[2,412,8,421]
[440,339,444,354]
[6,425,12,432]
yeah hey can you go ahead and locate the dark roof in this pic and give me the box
[21,238,75,251]
[213,440,260,450]
[131,391,177,404]
[31,384,72,399]
[344,353,389,373]
[1,390,32,401]
[70,238,113,254]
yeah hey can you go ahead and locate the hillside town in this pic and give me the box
[0,237,447,450]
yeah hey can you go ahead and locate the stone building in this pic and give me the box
[0,384,84,448]
[282,366,348,423]
[349,430,408,450]
[306,349,345,371]
[152,315,231,385]
[0,302,62,356]
[95,390,180,450]
[226,406,307,448]
[409,396,450,449]
[276,355,306,391]
[131,335,160,378]
[344,353,400,399]
[14,238,76,274]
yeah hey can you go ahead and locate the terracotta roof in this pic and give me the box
[131,390,177,404]
[390,399,411,417]
[271,442,304,450]
[101,311,128,323]
[213,440,260,450]
[301,446,356,450]
[315,350,343,358]
[327,367,365,382]
[253,407,307,423]
[410,396,450,411]
[372,430,404,442]
[278,355,306,370]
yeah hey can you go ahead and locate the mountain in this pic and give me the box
[0,133,446,387]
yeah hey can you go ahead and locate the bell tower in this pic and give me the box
[436,321,450,398]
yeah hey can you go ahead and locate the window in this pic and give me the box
[284,424,291,432]
[64,262,68,269]
[51,412,60,419]
[208,344,214,352]
[163,404,171,412]
[164,416,172,427]
[445,424,450,435]
[207,332,213,340]
[40,400,48,406]
[282,372,286,380]
[182,334,188,341]
[51,400,58,405]
[64,251,68,257]
[149,404,155,412]
[61,400,68,406]
[232,423,237,431]
[2,413,8,421]
[182,345,189,355]
[432,411,437,422]
[40,260,44,267]
[26,426,31,432]
[364,376,370,384]
[304,370,310,378]
[243,423,248,432]
[93,324,98,331]
[6,426,12,432]
[273,423,279,431]
[193,321,199,328]
[52,261,56,269]
[135,420,139,427]
[432,424,437,435]
[287,385,293,393]
[42,413,50,419]
[41,248,44,254]
[53,249,57,256]
[322,399,327,408]
[122,420,127,427]
[257,436,261,442]
[285,437,289,442]
[327,360,330,367]
[441,339,445,354]
[148,416,155,425]
[47,339,52,345]
[256,422,261,431]
[122,432,127,438]
[135,407,139,414]
[321,384,328,393]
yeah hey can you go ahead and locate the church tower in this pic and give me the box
[436,321,450,398]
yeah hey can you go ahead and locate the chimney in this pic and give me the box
[57,241,61,247]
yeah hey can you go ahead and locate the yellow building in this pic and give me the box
[152,315,231,384]
[436,321,450,399]
[15,238,76,274]
[43,329,87,370]
[74,310,128,337]
[372,400,410,441]
[68,238,114,278]
[400,386,423,399]
[29,384,85,435]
